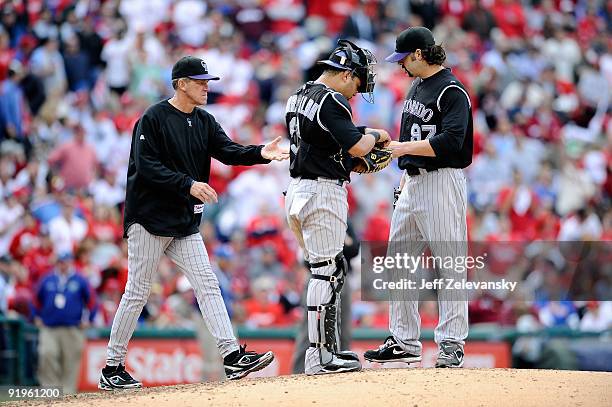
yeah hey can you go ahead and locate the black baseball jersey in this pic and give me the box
[124,99,269,238]
[398,68,473,171]
[285,82,365,181]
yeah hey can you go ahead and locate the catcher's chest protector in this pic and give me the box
[285,82,353,180]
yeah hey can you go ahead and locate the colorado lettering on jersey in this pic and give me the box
[402,99,434,122]
[286,94,320,121]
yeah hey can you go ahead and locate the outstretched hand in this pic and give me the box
[261,136,290,161]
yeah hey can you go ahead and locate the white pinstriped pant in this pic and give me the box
[106,224,239,366]
[285,177,348,374]
[389,168,469,355]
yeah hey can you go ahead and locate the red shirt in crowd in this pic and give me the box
[47,137,98,190]
[242,297,288,327]
[491,0,527,38]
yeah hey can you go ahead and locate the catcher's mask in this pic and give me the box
[317,39,377,103]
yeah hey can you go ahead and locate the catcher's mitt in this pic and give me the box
[352,145,392,174]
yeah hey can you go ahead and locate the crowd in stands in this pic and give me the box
[0,0,610,335]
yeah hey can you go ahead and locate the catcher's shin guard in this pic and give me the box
[307,252,347,365]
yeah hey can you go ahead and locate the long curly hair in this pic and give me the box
[421,44,446,65]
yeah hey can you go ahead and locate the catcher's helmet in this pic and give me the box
[317,39,377,103]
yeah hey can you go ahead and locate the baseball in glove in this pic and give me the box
[352,145,393,174]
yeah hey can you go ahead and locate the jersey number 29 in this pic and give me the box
[289,116,301,153]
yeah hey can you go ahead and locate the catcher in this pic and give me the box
[284,39,391,375]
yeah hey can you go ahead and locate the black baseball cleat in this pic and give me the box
[364,336,422,364]
[435,341,464,368]
[224,345,274,380]
[98,364,142,390]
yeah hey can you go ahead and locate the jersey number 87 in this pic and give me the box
[410,123,437,141]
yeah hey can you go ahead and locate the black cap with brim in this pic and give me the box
[385,27,435,63]
[172,56,220,81]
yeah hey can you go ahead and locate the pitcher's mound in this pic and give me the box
[20,368,612,407]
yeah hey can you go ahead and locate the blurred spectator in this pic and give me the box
[410,0,440,29]
[89,169,124,208]
[33,252,96,394]
[48,194,87,256]
[127,29,167,102]
[0,191,25,256]
[94,278,122,327]
[558,207,603,240]
[0,60,27,143]
[462,0,496,41]
[341,1,377,41]
[87,205,122,243]
[497,169,539,240]
[491,0,526,39]
[265,0,305,35]
[1,5,26,48]
[32,9,59,42]
[172,0,209,47]
[47,122,98,190]
[21,228,55,286]
[580,302,612,332]
[10,158,49,198]
[542,25,582,84]
[532,163,557,209]
[100,27,131,96]
[119,0,170,34]
[351,171,395,231]
[76,17,104,83]
[249,243,285,280]
[62,36,91,92]
[536,301,580,329]
[245,205,296,268]
[0,29,15,81]
[468,140,512,209]
[362,201,391,242]
[211,245,237,317]
[242,275,286,328]
[556,155,597,216]
[30,36,67,96]
[2,254,31,318]
[18,63,47,116]
[8,212,39,262]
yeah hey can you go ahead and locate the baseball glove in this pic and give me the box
[352,145,393,174]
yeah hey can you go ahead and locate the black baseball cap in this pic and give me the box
[385,27,435,63]
[171,56,220,81]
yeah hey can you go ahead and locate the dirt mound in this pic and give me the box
[11,368,611,407]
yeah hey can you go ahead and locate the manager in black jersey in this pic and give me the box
[284,39,390,375]
[99,56,287,390]
[364,27,474,368]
